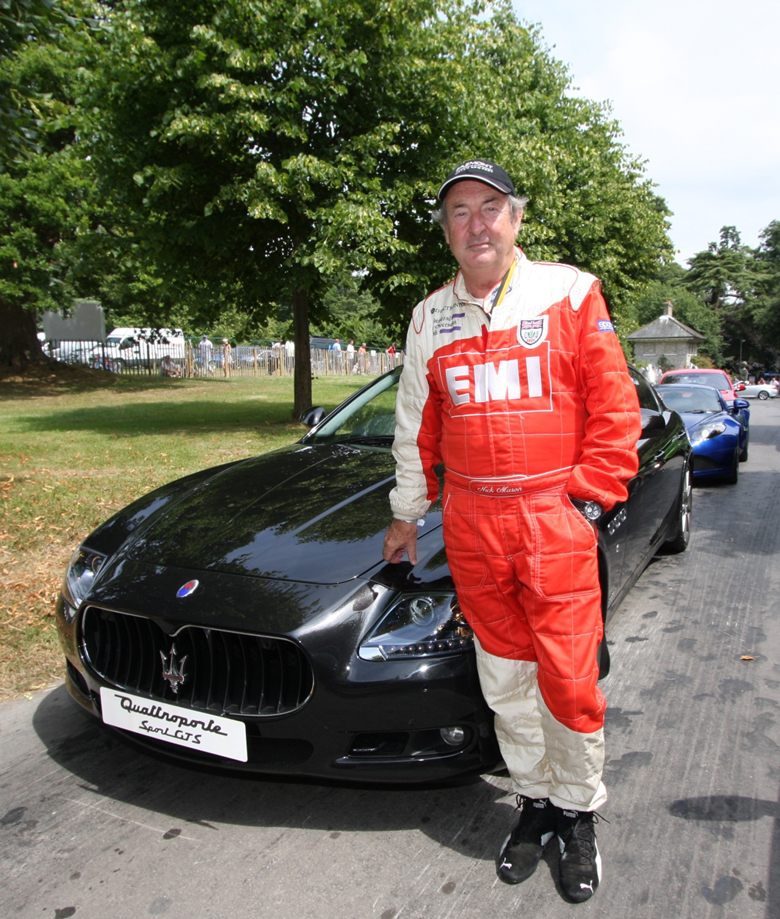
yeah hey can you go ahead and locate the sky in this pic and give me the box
[511,0,780,266]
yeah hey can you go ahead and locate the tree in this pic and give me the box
[685,226,753,310]
[633,264,725,365]
[0,0,77,160]
[747,220,780,365]
[3,0,673,386]
[0,14,97,369]
[684,226,766,369]
[84,0,672,413]
[83,0,463,411]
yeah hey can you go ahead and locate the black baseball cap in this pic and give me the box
[437,159,515,201]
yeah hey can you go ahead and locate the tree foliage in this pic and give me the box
[79,0,673,411]
[0,0,79,159]
[3,0,675,398]
[659,223,780,373]
[0,16,96,366]
[633,264,725,366]
[746,220,780,364]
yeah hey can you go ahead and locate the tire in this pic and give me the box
[664,463,692,553]
[740,432,749,462]
[724,448,740,485]
[758,391,768,400]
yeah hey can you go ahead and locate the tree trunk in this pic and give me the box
[292,287,312,417]
[0,298,45,368]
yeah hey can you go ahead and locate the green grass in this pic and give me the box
[0,368,367,700]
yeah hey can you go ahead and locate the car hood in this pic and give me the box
[116,442,438,585]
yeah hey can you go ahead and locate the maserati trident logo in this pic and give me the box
[176,579,199,599]
[160,644,188,693]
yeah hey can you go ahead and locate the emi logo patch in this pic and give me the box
[517,316,549,349]
[598,320,614,332]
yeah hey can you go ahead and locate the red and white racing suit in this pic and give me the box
[390,248,640,810]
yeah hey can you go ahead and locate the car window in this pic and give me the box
[657,386,721,413]
[308,370,400,442]
[630,368,662,411]
[662,371,731,390]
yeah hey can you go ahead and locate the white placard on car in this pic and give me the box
[100,687,248,762]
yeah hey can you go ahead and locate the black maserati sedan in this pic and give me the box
[55,365,692,784]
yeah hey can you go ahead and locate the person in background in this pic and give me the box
[198,335,213,375]
[160,354,180,377]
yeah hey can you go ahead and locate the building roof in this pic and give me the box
[627,314,705,342]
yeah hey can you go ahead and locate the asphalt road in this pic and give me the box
[2,399,780,919]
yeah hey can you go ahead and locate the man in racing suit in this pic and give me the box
[383,160,640,903]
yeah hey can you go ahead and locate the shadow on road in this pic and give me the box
[32,684,512,863]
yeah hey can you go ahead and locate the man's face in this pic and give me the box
[442,179,522,281]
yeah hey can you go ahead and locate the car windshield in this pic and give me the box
[658,386,722,413]
[306,367,401,444]
[662,371,731,390]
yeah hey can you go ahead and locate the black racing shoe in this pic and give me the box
[496,796,556,885]
[556,808,603,903]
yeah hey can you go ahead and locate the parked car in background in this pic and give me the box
[734,380,778,400]
[658,367,739,404]
[55,365,692,784]
[656,383,750,484]
[46,341,99,366]
[89,328,186,372]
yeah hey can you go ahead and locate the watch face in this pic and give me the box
[584,502,602,520]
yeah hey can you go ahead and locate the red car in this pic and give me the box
[658,368,738,404]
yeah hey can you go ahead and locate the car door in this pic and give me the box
[619,369,687,588]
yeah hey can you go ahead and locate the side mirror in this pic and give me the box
[641,410,665,434]
[733,399,750,412]
[300,406,326,428]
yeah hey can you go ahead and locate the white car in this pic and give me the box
[734,381,778,400]
[89,327,186,371]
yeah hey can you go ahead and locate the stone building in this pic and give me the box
[627,301,705,371]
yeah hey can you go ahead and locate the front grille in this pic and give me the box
[81,606,314,717]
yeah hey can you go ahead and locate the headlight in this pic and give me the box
[62,546,107,609]
[689,421,727,445]
[358,593,473,661]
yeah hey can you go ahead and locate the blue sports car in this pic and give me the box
[656,383,750,484]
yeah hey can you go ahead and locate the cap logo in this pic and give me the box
[455,160,495,175]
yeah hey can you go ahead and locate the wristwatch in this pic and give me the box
[570,498,604,522]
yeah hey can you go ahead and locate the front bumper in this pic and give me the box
[56,594,500,785]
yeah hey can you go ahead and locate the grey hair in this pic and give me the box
[432,192,529,227]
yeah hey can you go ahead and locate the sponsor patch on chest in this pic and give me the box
[434,343,553,414]
[517,316,549,348]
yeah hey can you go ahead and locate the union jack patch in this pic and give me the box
[517,316,549,349]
